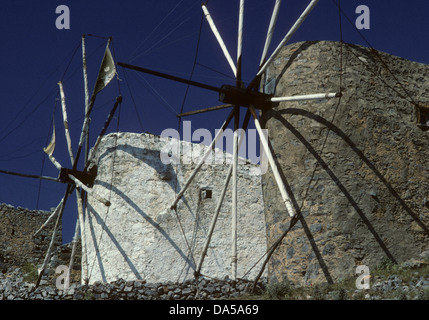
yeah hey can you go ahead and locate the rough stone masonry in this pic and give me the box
[261,41,429,285]
[0,204,62,271]
[84,132,267,284]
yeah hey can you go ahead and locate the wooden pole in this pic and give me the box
[33,196,65,237]
[59,81,90,284]
[82,35,91,164]
[231,106,241,280]
[257,0,319,76]
[118,62,227,96]
[202,3,237,77]
[36,186,70,288]
[58,82,74,163]
[271,92,341,102]
[75,189,88,284]
[248,105,295,217]
[231,0,245,281]
[237,0,244,76]
[74,38,112,171]
[68,174,111,207]
[85,95,122,170]
[0,169,59,183]
[196,162,233,277]
[46,152,63,171]
[196,110,250,278]
[66,215,80,288]
[176,104,233,118]
[260,0,282,66]
[252,214,299,292]
[169,108,235,210]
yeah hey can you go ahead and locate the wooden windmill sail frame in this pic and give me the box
[119,0,341,281]
[31,35,121,288]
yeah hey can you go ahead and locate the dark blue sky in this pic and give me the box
[1,0,428,243]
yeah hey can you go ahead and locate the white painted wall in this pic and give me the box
[84,132,267,284]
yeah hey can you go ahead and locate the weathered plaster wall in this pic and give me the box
[261,41,429,285]
[85,132,266,284]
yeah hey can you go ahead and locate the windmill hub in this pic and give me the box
[58,167,97,187]
[219,85,274,110]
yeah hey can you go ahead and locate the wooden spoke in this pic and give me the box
[176,104,233,118]
[271,92,341,102]
[258,0,319,76]
[260,0,282,67]
[202,3,237,77]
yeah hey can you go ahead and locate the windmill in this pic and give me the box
[118,0,341,281]
[29,36,121,287]
[0,0,343,288]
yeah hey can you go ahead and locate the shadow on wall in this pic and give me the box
[273,41,320,88]
[86,144,196,283]
[264,106,429,284]
[97,144,178,191]
[260,40,428,284]
[274,108,429,235]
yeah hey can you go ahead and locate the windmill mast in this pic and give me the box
[82,35,91,165]
[231,0,245,282]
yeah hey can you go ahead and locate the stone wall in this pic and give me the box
[0,204,62,271]
[84,132,267,284]
[260,41,429,285]
[1,267,265,300]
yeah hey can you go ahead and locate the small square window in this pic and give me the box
[201,189,212,200]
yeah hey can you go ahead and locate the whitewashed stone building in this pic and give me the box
[84,132,267,284]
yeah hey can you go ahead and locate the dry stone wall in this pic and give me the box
[261,41,429,285]
[85,132,267,284]
[0,204,62,271]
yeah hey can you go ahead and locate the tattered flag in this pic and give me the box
[43,121,56,156]
[93,47,116,96]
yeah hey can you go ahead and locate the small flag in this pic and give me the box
[93,46,116,96]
